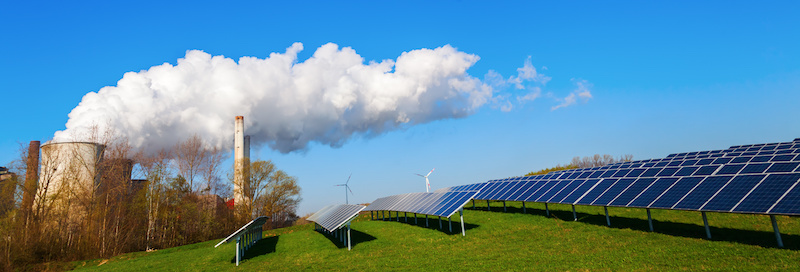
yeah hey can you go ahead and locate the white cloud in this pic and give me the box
[551,79,593,111]
[55,43,496,154]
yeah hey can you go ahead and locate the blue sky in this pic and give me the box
[2,1,799,215]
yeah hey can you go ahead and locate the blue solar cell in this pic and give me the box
[655,161,669,167]
[771,154,795,161]
[657,167,680,177]
[735,173,800,213]
[550,180,584,203]
[740,163,770,174]
[643,162,657,167]
[474,182,503,199]
[680,159,698,166]
[594,178,635,206]
[626,168,645,178]
[702,175,766,212]
[609,178,656,206]
[613,169,632,178]
[628,178,679,208]
[649,177,705,208]
[743,151,758,156]
[731,157,751,163]
[561,179,600,203]
[766,162,800,173]
[566,172,581,179]
[750,156,772,162]
[600,170,617,178]
[587,171,603,178]
[641,167,663,177]
[673,176,733,210]
[696,158,714,165]
[713,157,733,164]
[769,186,800,215]
[537,180,571,202]
[775,149,793,155]
[496,181,526,200]
[578,171,592,178]
[694,165,719,176]
[508,181,535,201]
[717,164,745,175]
[667,161,683,167]
[525,181,558,202]
[576,179,617,205]
[674,166,699,177]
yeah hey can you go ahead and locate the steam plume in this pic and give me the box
[54,43,498,153]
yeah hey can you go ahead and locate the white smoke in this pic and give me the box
[54,43,591,154]
[54,43,496,153]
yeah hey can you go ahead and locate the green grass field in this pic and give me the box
[71,202,800,271]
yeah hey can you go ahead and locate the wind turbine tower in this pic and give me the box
[335,174,353,204]
[415,168,435,193]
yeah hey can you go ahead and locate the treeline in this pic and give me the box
[0,131,301,271]
[526,154,634,176]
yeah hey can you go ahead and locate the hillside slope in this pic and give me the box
[72,202,800,271]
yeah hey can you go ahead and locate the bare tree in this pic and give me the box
[136,148,172,251]
[174,135,206,193]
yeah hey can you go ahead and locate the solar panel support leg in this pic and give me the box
[487,200,490,211]
[347,223,352,251]
[371,211,374,220]
[460,208,465,236]
[472,199,475,209]
[235,237,241,266]
[439,216,442,230]
[426,214,429,227]
[647,209,653,232]
[572,205,577,221]
[545,203,550,217]
[449,216,452,233]
[405,212,408,222]
[397,212,400,222]
[522,202,526,214]
[604,206,611,227]
[503,201,507,212]
[771,215,784,248]
[415,213,418,225]
[702,211,711,239]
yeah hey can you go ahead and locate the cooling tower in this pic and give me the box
[36,142,105,211]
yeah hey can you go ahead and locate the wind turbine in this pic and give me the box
[415,168,435,193]
[335,174,353,204]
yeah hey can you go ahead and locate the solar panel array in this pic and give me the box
[308,204,366,232]
[469,138,800,216]
[364,191,479,218]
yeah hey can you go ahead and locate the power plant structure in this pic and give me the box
[18,115,250,223]
[233,116,251,208]
[35,142,105,221]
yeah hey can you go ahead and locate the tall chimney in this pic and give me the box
[21,140,39,220]
[244,135,250,161]
[234,116,247,207]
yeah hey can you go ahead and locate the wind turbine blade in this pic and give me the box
[426,168,435,177]
[415,173,425,177]
[347,185,353,194]
[346,174,351,185]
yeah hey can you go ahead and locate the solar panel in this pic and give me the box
[365,191,478,218]
[308,204,366,232]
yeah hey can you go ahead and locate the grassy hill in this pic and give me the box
[71,202,800,271]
